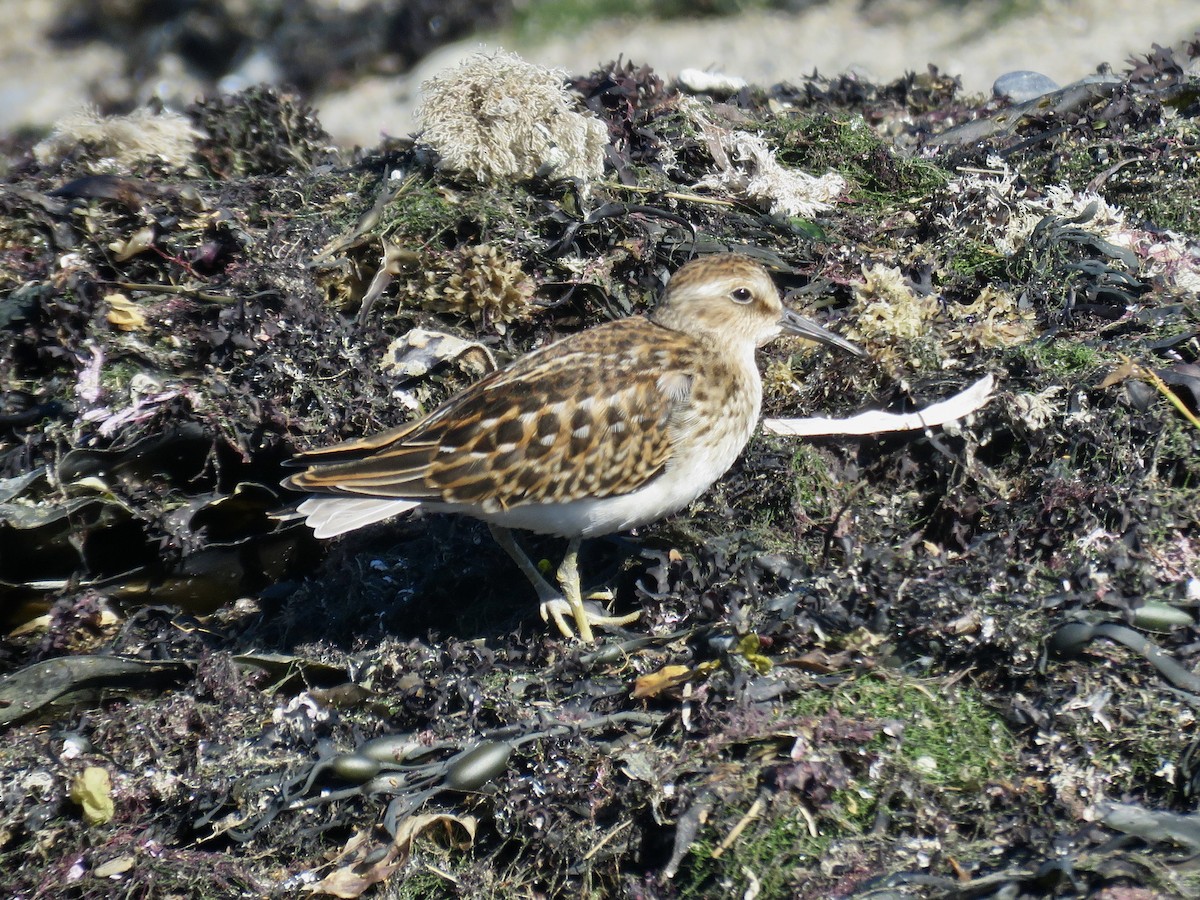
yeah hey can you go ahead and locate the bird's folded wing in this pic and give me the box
[284,318,701,508]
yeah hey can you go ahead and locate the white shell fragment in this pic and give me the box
[763,374,996,437]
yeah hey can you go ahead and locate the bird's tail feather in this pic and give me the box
[295,496,420,538]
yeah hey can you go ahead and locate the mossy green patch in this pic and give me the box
[376,178,466,243]
[792,674,1017,791]
[676,674,1018,899]
[788,442,839,523]
[944,238,1009,281]
[678,811,829,900]
[1009,339,1103,378]
[768,113,949,213]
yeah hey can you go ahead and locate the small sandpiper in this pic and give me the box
[284,254,864,641]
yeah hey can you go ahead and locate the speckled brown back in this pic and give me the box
[284,317,710,509]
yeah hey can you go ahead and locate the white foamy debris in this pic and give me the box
[939,159,1200,292]
[414,50,607,183]
[696,127,845,217]
[1009,386,1064,432]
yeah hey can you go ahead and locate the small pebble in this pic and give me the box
[992,70,1060,102]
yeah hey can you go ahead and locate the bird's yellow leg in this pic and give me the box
[488,524,577,638]
[556,539,641,642]
[489,525,639,641]
[556,538,593,643]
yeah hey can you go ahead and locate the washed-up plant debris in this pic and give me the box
[1,30,1199,899]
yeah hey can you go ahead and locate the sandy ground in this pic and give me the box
[1,0,1198,146]
[316,0,1200,144]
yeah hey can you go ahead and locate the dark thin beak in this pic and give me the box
[780,308,866,357]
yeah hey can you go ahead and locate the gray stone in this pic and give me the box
[992,70,1061,102]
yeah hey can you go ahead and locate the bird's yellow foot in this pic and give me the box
[539,597,641,641]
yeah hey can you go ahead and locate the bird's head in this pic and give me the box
[651,254,864,357]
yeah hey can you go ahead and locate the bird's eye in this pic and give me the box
[730,287,754,304]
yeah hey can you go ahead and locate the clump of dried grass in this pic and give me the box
[414,51,607,183]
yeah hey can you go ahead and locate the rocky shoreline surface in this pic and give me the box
[1,17,1200,900]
